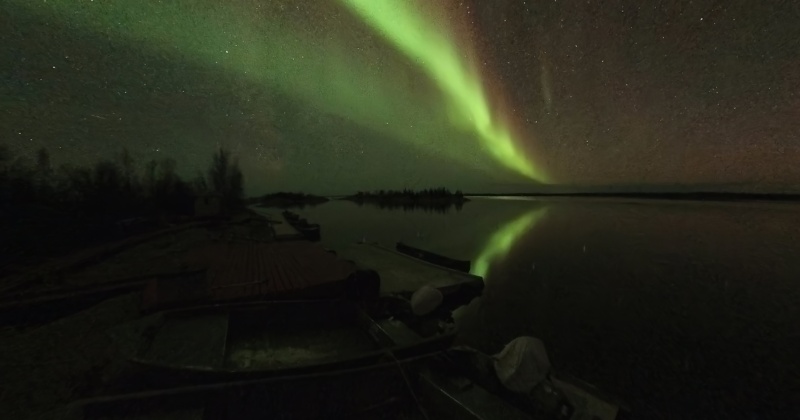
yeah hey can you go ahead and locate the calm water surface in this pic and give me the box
[297,197,799,419]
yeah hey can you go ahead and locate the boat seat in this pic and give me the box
[141,314,229,369]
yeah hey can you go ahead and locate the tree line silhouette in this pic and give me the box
[351,188,465,200]
[346,188,467,213]
[366,200,465,214]
[0,145,244,264]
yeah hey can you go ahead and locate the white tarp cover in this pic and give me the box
[493,336,551,394]
[410,285,444,315]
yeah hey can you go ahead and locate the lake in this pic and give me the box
[297,197,799,419]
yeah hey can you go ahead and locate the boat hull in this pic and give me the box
[72,356,434,420]
[420,347,631,420]
[128,299,456,384]
[396,242,471,273]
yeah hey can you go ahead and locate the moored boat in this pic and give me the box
[66,340,629,420]
[66,357,433,420]
[294,223,321,241]
[281,210,321,241]
[281,210,300,222]
[128,297,456,383]
[396,242,472,273]
[419,339,631,420]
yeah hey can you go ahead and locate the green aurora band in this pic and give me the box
[11,0,547,182]
[471,207,547,279]
[340,0,547,182]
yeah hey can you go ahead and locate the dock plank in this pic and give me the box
[144,242,358,310]
[337,243,483,294]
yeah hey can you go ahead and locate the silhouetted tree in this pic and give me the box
[35,148,52,177]
[0,144,9,166]
[208,147,244,212]
[117,148,137,192]
[0,143,252,262]
[209,148,230,196]
[0,145,13,212]
[142,159,158,201]
[7,155,36,205]
[32,148,54,200]
[228,157,244,209]
[192,171,208,193]
[90,160,125,217]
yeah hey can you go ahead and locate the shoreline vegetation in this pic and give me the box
[343,188,469,213]
[0,144,244,270]
[251,192,329,209]
[465,191,800,202]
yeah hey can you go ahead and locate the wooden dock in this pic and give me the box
[143,241,367,310]
[248,207,305,241]
[337,243,483,295]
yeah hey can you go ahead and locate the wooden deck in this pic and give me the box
[143,241,358,310]
[337,243,483,294]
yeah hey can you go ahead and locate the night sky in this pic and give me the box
[2,0,799,195]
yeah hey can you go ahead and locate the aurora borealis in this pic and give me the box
[2,1,799,194]
[472,206,547,278]
[341,0,545,181]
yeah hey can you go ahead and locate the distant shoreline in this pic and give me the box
[342,196,470,204]
[464,192,800,202]
[341,188,469,206]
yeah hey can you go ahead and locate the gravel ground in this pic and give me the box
[0,213,334,419]
[0,293,152,419]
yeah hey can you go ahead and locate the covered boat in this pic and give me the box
[68,342,628,420]
[419,338,631,420]
[128,297,456,382]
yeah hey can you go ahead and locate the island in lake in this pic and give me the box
[343,188,468,213]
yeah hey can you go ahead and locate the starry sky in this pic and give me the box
[2,0,799,195]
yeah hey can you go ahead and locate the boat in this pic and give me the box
[339,242,484,304]
[419,342,631,420]
[65,355,436,420]
[281,210,321,241]
[282,210,300,222]
[396,241,472,273]
[67,342,628,420]
[293,221,321,242]
[128,297,456,383]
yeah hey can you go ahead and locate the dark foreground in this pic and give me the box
[0,208,626,420]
